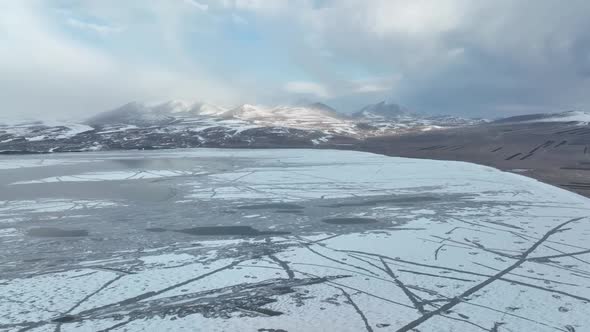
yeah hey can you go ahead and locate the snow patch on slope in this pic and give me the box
[531,111,590,123]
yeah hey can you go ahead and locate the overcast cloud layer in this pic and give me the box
[2,0,590,119]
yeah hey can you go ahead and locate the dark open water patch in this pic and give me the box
[145,227,168,233]
[176,226,289,237]
[27,227,88,237]
[52,315,77,323]
[237,203,304,210]
[322,218,379,225]
[22,258,45,262]
[323,196,439,208]
[274,209,304,214]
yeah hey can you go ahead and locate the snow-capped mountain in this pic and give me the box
[151,100,228,117]
[195,103,228,116]
[352,101,407,119]
[0,100,484,154]
[225,103,342,121]
[306,102,340,115]
[151,100,194,114]
[352,101,485,133]
[222,103,356,135]
[88,101,229,127]
[86,102,175,127]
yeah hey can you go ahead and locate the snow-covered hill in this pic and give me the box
[0,100,484,154]
[494,110,590,124]
[222,104,356,135]
[352,101,407,119]
[0,120,94,146]
[151,100,228,117]
[352,101,485,133]
[86,102,175,127]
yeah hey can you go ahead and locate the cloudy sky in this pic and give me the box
[2,0,590,119]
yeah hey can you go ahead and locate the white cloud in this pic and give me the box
[368,0,466,37]
[284,81,330,98]
[66,17,121,35]
[221,0,292,14]
[3,0,590,118]
[235,0,590,114]
[0,1,241,120]
[354,81,393,93]
[231,13,248,25]
[184,0,209,11]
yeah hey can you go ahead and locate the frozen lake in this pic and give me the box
[1,149,589,331]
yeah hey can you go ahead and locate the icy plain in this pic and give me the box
[0,149,589,332]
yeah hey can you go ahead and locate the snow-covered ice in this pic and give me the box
[0,148,589,332]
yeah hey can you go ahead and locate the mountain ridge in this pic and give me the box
[4,100,582,155]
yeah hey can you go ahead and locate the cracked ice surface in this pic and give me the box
[11,170,199,184]
[0,148,589,332]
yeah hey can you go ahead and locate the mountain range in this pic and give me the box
[0,100,588,154]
